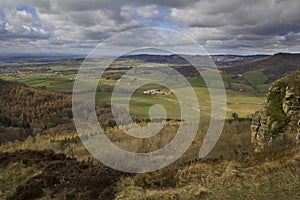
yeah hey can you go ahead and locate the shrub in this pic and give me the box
[266,82,290,135]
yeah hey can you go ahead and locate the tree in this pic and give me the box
[232,112,239,120]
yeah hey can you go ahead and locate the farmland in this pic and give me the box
[0,54,299,200]
[0,57,265,120]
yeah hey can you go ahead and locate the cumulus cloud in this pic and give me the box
[170,0,300,54]
[136,5,160,18]
[0,6,50,42]
[0,0,299,55]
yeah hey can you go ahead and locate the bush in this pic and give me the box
[266,82,290,135]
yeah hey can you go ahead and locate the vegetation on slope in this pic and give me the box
[266,81,290,135]
[266,70,300,135]
[115,145,300,200]
[225,53,300,83]
[0,80,74,143]
[1,143,300,199]
[0,150,128,200]
[0,79,126,143]
[0,55,299,199]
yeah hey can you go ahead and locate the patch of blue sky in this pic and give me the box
[16,5,44,31]
[0,10,5,21]
[156,6,171,14]
[156,21,181,31]
[134,6,180,31]
[156,6,181,30]
[135,15,153,23]
[16,5,37,17]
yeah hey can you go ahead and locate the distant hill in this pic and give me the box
[120,54,268,66]
[211,54,268,66]
[119,54,268,78]
[120,54,188,64]
[224,53,300,83]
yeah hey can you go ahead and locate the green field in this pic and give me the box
[2,68,265,119]
[95,78,264,119]
[244,71,270,93]
[244,71,267,85]
[2,73,75,92]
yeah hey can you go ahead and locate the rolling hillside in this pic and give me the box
[224,53,300,83]
[0,79,74,143]
[0,79,130,144]
[0,65,300,200]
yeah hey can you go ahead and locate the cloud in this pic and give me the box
[0,6,50,42]
[0,0,299,55]
[171,0,300,54]
[136,5,160,18]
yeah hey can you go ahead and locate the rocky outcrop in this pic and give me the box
[251,70,300,152]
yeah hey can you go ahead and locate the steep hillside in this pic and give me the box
[0,79,75,143]
[224,53,300,83]
[0,79,128,144]
[251,70,300,152]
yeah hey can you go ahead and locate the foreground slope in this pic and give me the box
[115,146,300,200]
[1,145,300,199]
[0,150,128,200]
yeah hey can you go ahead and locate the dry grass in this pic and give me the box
[0,161,42,199]
[2,119,300,199]
[115,145,300,199]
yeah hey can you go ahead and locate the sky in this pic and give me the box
[0,0,299,56]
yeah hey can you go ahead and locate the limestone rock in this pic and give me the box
[251,70,300,152]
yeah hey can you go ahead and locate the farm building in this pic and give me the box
[143,89,172,95]
[143,89,162,95]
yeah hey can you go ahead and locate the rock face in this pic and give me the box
[251,70,300,152]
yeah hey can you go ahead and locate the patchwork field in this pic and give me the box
[2,71,265,119]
